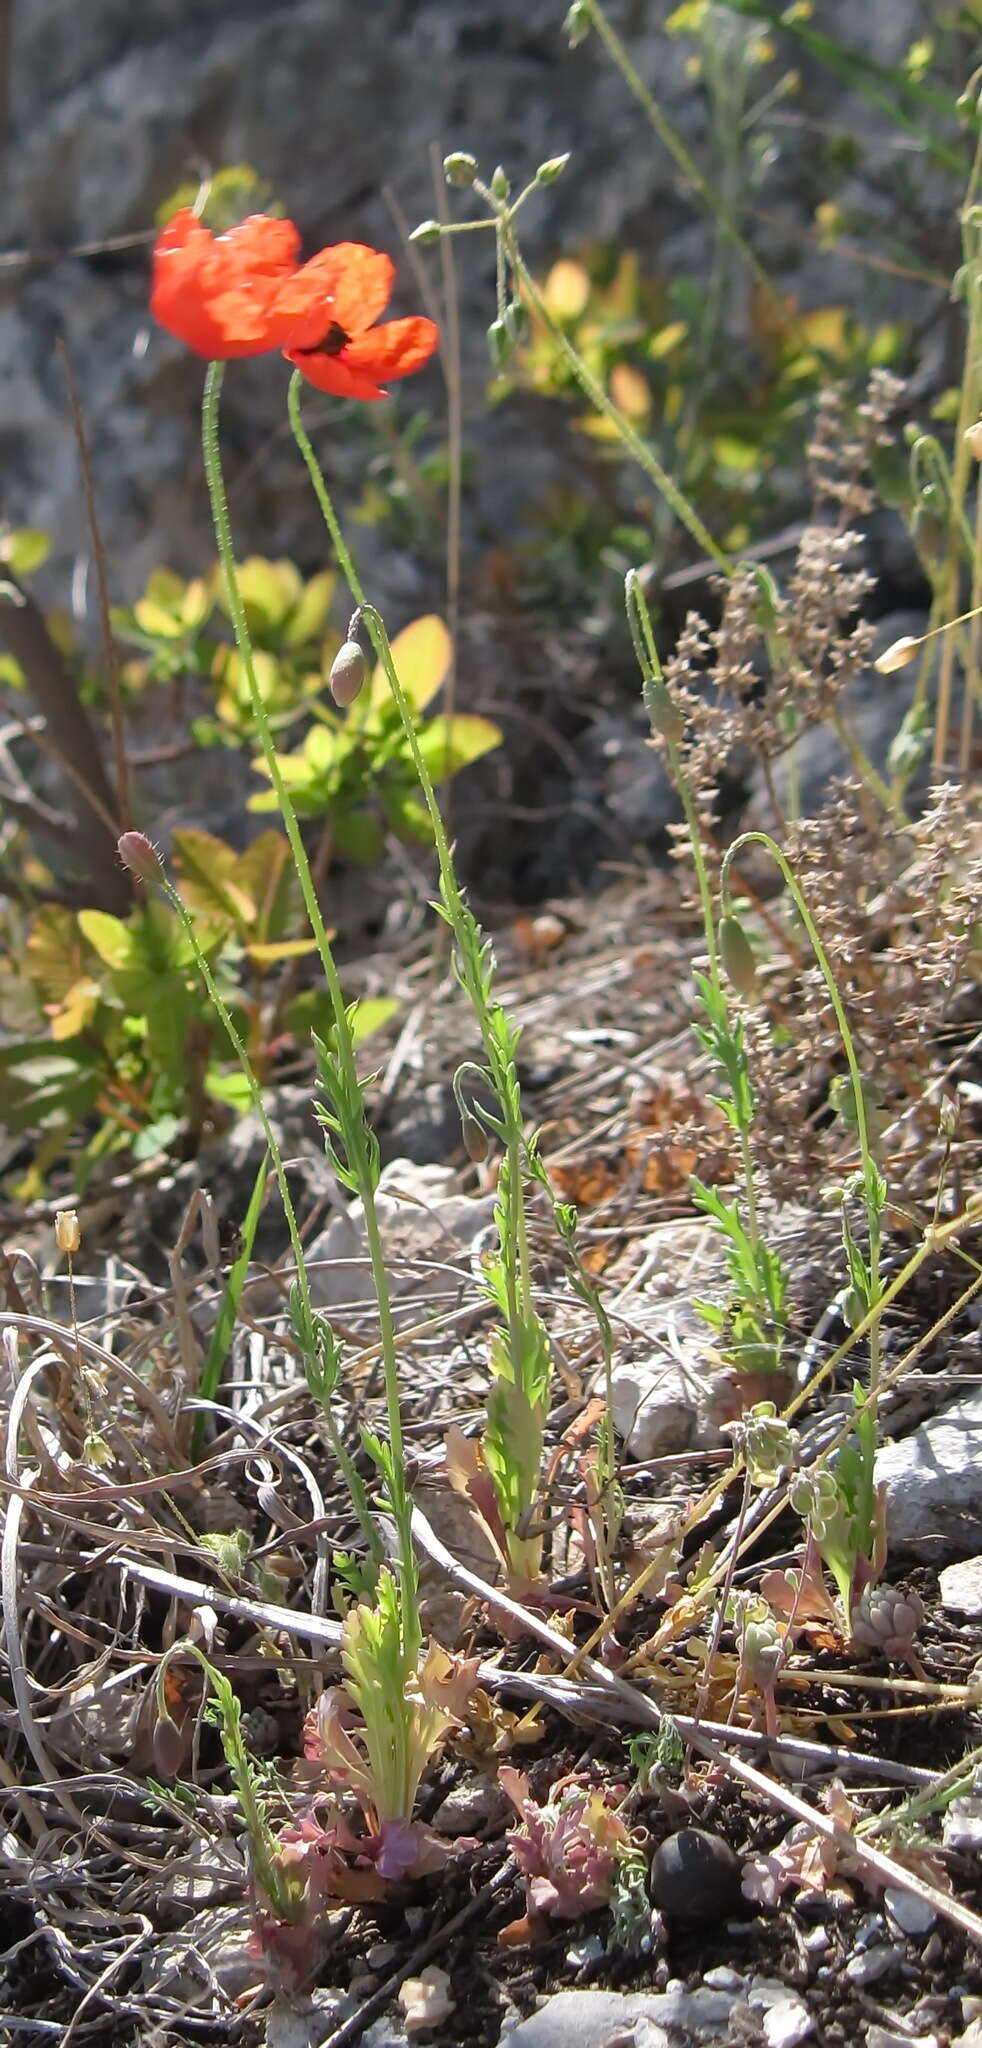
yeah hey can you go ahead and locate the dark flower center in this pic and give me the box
[316,321,350,357]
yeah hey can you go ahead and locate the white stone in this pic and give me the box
[496,1986,740,2048]
[944,1798,982,1852]
[884,1886,937,1937]
[844,1944,903,1987]
[939,1558,982,1616]
[876,1389,982,1559]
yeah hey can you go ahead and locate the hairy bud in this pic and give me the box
[444,152,478,188]
[55,1208,81,1256]
[718,915,759,999]
[536,154,570,186]
[118,831,165,887]
[409,219,443,246]
[329,640,367,707]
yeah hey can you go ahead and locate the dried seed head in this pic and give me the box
[718,915,759,999]
[117,830,166,886]
[329,639,367,707]
[55,1208,81,1255]
[874,634,920,675]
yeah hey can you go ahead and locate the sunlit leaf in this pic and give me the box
[283,568,335,648]
[366,614,451,718]
[542,259,591,320]
[171,828,256,927]
[77,910,134,970]
[245,937,321,964]
[609,363,651,418]
[2,529,51,577]
[797,305,847,357]
[417,713,502,777]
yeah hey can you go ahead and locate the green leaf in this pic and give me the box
[283,569,335,648]
[365,615,451,719]
[2,529,51,577]
[132,1113,182,1161]
[77,910,135,970]
[221,557,301,636]
[332,810,386,863]
[417,713,502,776]
[0,654,26,689]
[171,828,256,927]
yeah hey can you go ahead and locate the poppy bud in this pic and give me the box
[536,154,570,186]
[490,166,510,202]
[462,1113,489,1164]
[718,916,759,999]
[118,830,166,887]
[644,679,684,747]
[152,1709,185,1779]
[874,634,919,675]
[409,219,443,246]
[329,640,367,707]
[55,1208,81,1256]
[503,299,529,348]
[487,318,512,370]
[444,153,478,188]
[564,1,592,45]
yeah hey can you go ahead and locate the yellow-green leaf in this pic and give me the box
[77,910,134,969]
[367,615,451,717]
[542,259,590,320]
[283,569,335,648]
[417,713,502,776]
[2,529,51,577]
[245,937,323,964]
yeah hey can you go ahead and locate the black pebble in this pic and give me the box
[649,1828,742,1924]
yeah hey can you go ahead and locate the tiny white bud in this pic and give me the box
[55,1209,81,1255]
[409,219,443,246]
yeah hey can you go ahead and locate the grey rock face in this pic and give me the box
[497,1985,742,2048]
[1,1,953,621]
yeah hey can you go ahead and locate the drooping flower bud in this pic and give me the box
[329,639,367,707]
[643,679,684,747]
[409,219,443,246]
[718,915,759,999]
[461,1113,489,1164]
[118,830,166,887]
[487,317,512,370]
[444,152,478,188]
[564,1,592,46]
[152,1709,185,1779]
[55,1209,81,1256]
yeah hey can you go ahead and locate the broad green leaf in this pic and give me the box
[172,828,256,927]
[224,557,301,635]
[331,810,385,863]
[0,1046,102,1131]
[48,976,102,1042]
[205,1067,255,1110]
[283,569,335,648]
[25,906,95,1005]
[245,937,321,964]
[286,990,398,1045]
[132,1112,182,1161]
[366,614,451,717]
[417,713,501,777]
[77,909,135,969]
[235,831,299,942]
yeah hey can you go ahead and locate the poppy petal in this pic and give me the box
[286,316,439,402]
[150,209,301,358]
[274,243,396,351]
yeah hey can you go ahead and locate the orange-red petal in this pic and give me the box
[151,208,301,358]
[274,242,396,352]
[286,316,440,401]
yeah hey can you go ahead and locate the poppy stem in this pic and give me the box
[200,361,419,1657]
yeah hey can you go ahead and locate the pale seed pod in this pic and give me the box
[718,915,759,999]
[874,634,920,675]
[55,1208,81,1256]
[329,639,367,707]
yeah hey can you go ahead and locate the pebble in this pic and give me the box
[566,1935,605,1970]
[649,1829,742,1924]
[866,2031,941,2048]
[703,1967,745,1991]
[944,1798,982,1852]
[939,1557,982,1616]
[875,1388,982,1559]
[844,1943,903,1987]
[753,1990,814,2048]
[496,1987,738,2048]
[884,1886,937,1938]
[366,1943,399,1972]
[432,1776,508,1835]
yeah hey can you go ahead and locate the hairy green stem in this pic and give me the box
[202,363,416,1650]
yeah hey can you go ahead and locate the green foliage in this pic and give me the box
[250,614,501,856]
[154,164,281,232]
[790,1385,887,1619]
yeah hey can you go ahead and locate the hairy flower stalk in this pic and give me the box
[288,371,551,1582]
[201,363,418,1654]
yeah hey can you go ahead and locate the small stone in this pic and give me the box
[432,1776,508,1835]
[750,1987,814,2048]
[495,1987,738,2048]
[366,1943,398,1971]
[866,2032,940,2048]
[566,1934,605,1970]
[939,1558,982,1617]
[876,1388,982,1560]
[348,1974,378,1999]
[844,1943,902,1987]
[649,1829,742,1924]
[884,1886,937,1937]
[703,1967,745,1991]
[944,1798,982,1852]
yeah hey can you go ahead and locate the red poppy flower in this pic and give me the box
[151,208,302,359]
[278,242,439,401]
